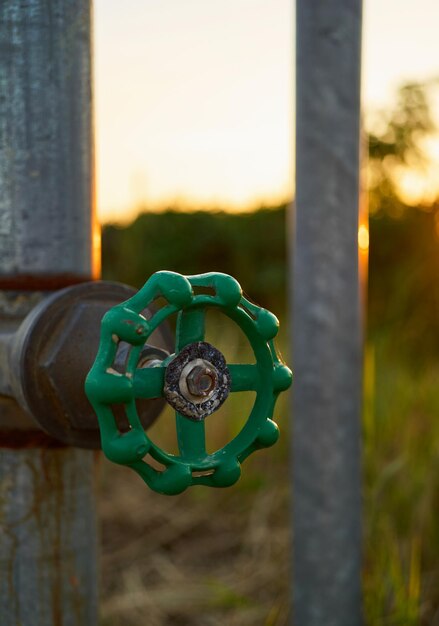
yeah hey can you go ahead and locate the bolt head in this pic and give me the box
[186,365,218,397]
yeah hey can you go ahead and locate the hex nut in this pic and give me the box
[164,342,231,421]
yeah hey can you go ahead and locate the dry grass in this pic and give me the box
[98,452,291,626]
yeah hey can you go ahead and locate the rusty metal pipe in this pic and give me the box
[0,449,98,625]
[0,1,98,623]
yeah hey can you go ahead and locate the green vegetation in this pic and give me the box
[103,206,287,314]
[100,81,439,624]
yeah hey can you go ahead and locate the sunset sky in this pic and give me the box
[94,0,439,223]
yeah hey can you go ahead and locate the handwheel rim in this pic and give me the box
[86,271,291,494]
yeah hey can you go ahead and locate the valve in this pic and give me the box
[2,282,172,448]
[85,271,292,495]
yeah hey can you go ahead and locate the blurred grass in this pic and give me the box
[98,314,439,625]
[363,339,439,625]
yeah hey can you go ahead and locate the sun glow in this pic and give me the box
[358,205,369,302]
[94,0,439,224]
[94,0,292,223]
[358,225,370,251]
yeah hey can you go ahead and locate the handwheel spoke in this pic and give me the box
[228,364,259,392]
[176,414,206,459]
[133,366,166,398]
[176,306,207,459]
[176,306,206,349]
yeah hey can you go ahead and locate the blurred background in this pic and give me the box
[94,1,439,624]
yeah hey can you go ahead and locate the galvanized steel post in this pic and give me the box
[0,1,99,624]
[292,1,363,625]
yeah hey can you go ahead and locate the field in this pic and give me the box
[98,312,439,625]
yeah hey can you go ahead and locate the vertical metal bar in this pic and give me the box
[292,1,363,625]
[0,1,99,624]
[0,0,99,288]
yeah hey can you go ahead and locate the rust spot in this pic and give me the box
[0,273,93,291]
[0,431,68,449]
[36,450,64,626]
[70,575,79,588]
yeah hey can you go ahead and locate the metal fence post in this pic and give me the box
[292,1,363,625]
[0,1,99,624]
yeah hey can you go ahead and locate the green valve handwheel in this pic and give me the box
[85,271,292,495]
